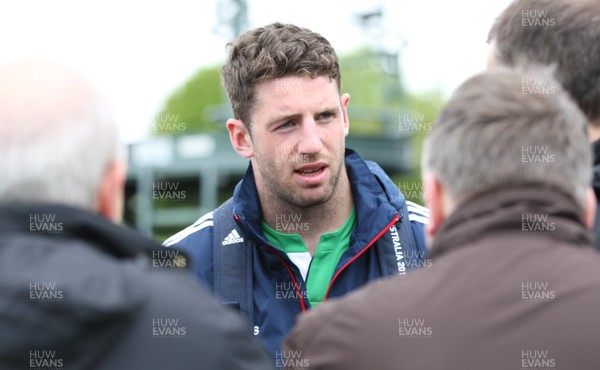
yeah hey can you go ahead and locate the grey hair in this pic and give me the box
[422,67,591,209]
[0,61,121,209]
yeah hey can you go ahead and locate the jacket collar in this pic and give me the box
[593,139,600,167]
[429,186,593,259]
[0,203,158,259]
[233,148,402,250]
[592,139,600,192]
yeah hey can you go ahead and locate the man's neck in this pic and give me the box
[261,176,354,256]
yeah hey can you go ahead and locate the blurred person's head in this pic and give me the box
[422,67,594,241]
[487,0,600,139]
[221,23,351,211]
[0,60,125,222]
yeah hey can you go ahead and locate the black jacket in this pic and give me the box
[0,204,272,370]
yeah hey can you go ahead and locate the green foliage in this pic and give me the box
[393,90,445,206]
[339,47,446,207]
[340,47,401,136]
[341,48,384,106]
[154,65,226,135]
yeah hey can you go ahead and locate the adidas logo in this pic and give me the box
[222,229,244,245]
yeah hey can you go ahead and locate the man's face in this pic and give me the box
[245,75,350,209]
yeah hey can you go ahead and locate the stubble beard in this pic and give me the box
[257,152,346,211]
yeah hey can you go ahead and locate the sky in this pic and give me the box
[0,0,513,143]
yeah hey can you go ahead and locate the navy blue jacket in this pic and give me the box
[164,149,429,360]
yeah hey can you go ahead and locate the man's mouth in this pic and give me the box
[294,163,327,176]
[296,167,325,175]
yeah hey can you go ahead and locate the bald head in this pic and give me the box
[0,60,125,221]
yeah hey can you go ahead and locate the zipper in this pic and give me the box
[264,244,308,312]
[323,214,400,301]
[235,213,308,312]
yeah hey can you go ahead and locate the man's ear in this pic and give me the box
[96,160,126,223]
[583,186,597,229]
[423,172,447,241]
[487,38,498,70]
[340,93,350,137]
[227,118,254,159]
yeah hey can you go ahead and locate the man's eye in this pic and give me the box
[319,112,334,121]
[279,121,294,129]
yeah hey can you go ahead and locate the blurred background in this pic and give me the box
[1,0,512,241]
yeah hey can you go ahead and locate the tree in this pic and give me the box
[154,65,226,135]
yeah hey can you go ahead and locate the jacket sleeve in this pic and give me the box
[364,160,430,258]
[161,211,215,290]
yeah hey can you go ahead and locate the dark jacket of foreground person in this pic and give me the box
[0,204,273,370]
[284,187,600,370]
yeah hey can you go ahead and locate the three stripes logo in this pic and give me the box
[222,229,245,245]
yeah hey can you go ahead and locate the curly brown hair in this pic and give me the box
[221,23,341,129]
